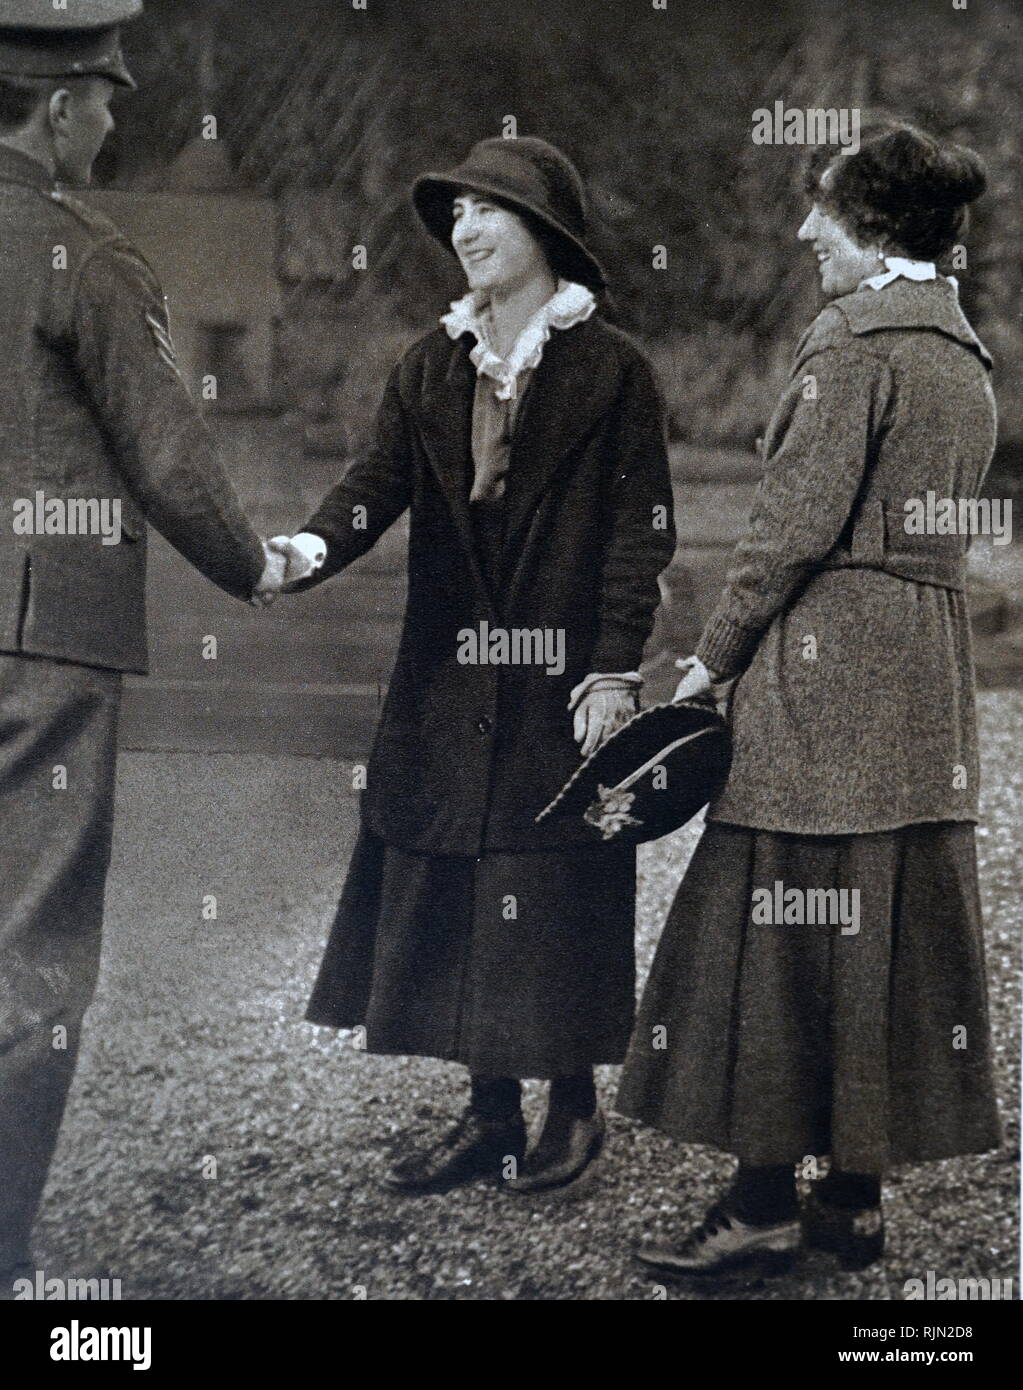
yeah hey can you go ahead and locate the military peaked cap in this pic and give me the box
[0,0,141,89]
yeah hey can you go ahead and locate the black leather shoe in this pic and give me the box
[804,1190,885,1269]
[635,1203,800,1281]
[383,1107,526,1195]
[503,1106,606,1195]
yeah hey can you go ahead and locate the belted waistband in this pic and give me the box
[817,500,967,591]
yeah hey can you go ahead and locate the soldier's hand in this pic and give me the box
[252,536,320,607]
[252,542,286,607]
[251,542,291,607]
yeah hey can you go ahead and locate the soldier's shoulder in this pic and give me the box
[48,189,162,294]
[47,187,127,246]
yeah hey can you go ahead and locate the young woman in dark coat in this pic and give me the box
[617,121,1001,1278]
[277,138,676,1195]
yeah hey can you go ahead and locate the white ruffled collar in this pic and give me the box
[440,279,596,400]
[860,256,958,294]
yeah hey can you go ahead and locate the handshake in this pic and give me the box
[251,533,326,608]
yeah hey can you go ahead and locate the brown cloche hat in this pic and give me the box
[536,699,732,846]
[412,136,607,293]
[0,0,142,90]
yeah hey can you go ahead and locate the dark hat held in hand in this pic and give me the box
[536,700,732,846]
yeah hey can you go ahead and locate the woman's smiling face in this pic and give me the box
[451,191,551,294]
[797,167,884,298]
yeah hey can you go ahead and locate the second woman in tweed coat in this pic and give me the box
[617,120,1001,1281]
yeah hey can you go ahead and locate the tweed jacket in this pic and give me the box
[698,277,996,834]
[0,146,265,674]
[301,315,676,855]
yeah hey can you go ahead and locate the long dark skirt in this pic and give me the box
[306,825,636,1077]
[615,819,1001,1172]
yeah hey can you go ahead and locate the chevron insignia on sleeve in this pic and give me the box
[145,309,180,373]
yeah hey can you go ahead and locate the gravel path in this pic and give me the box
[32,694,1021,1300]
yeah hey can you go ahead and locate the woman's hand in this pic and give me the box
[573,687,638,757]
[672,655,713,702]
[673,656,736,717]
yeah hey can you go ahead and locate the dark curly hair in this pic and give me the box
[802,119,986,261]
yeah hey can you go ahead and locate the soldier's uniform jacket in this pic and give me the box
[0,144,265,673]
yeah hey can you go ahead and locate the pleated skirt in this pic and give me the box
[615,819,1001,1171]
[306,826,636,1078]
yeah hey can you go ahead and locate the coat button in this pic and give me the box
[476,716,492,735]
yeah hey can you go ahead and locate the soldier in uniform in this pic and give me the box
[0,0,289,1285]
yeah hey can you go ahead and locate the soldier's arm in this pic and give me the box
[68,235,267,601]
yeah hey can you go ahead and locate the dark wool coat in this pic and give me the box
[697,278,996,834]
[302,316,677,855]
[0,147,265,674]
